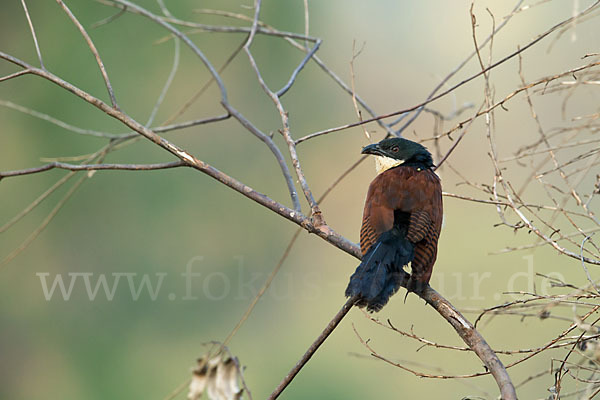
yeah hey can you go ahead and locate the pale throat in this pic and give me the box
[374,155,404,175]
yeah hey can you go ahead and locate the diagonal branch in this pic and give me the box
[0,52,357,257]
[0,99,122,138]
[243,43,324,223]
[423,287,516,398]
[276,39,322,97]
[191,8,395,137]
[223,103,302,211]
[20,0,44,69]
[268,298,356,400]
[244,0,262,48]
[105,0,302,211]
[0,70,32,83]
[105,2,319,42]
[56,0,118,108]
[269,281,517,399]
[108,0,228,103]
[391,0,524,136]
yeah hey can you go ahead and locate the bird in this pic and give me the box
[345,137,443,312]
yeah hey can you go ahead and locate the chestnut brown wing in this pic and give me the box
[359,167,442,284]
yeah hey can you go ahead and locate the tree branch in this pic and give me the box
[56,0,118,108]
[269,274,517,399]
[108,0,228,104]
[221,103,302,212]
[268,298,356,400]
[276,39,321,97]
[423,287,517,399]
[0,161,187,179]
[20,0,44,69]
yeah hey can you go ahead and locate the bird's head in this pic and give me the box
[361,137,434,174]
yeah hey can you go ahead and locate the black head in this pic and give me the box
[361,137,434,168]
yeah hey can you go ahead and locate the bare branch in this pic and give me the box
[392,0,523,136]
[368,314,600,355]
[56,0,118,108]
[0,174,87,268]
[192,7,396,137]
[0,70,31,83]
[108,0,228,103]
[434,102,485,170]
[154,114,231,134]
[159,39,244,126]
[244,0,262,48]
[349,40,371,142]
[146,36,180,127]
[242,38,324,221]
[423,61,600,144]
[0,171,75,234]
[103,1,319,42]
[90,4,126,28]
[0,161,186,179]
[0,52,353,255]
[0,99,121,138]
[20,0,44,69]
[270,283,517,399]
[222,103,301,211]
[268,298,356,400]
[425,287,516,398]
[276,39,321,97]
[98,1,302,213]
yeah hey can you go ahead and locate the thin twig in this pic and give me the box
[0,70,32,83]
[392,0,523,136]
[56,0,118,108]
[146,36,180,127]
[105,2,319,42]
[242,40,323,221]
[109,0,228,103]
[0,99,121,138]
[349,40,371,142]
[20,0,44,69]
[223,103,301,212]
[1,173,87,268]
[267,297,356,400]
[0,161,187,179]
[276,39,321,97]
[244,0,262,48]
[0,52,357,256]
[90,5,126,28]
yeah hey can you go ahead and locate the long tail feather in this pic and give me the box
[345,229,414,312]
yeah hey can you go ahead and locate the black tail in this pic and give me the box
[345,228,414,312]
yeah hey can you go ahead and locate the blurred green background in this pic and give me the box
[1,1,599,399]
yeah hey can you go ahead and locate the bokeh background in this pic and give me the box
[1,1,599,399]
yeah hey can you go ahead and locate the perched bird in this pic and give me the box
[345,137,443,312]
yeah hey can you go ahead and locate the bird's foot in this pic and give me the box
[405,275,427,300]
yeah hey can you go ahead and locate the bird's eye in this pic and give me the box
[391,145,399,153]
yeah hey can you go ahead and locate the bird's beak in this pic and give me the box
[361,143,384,156]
